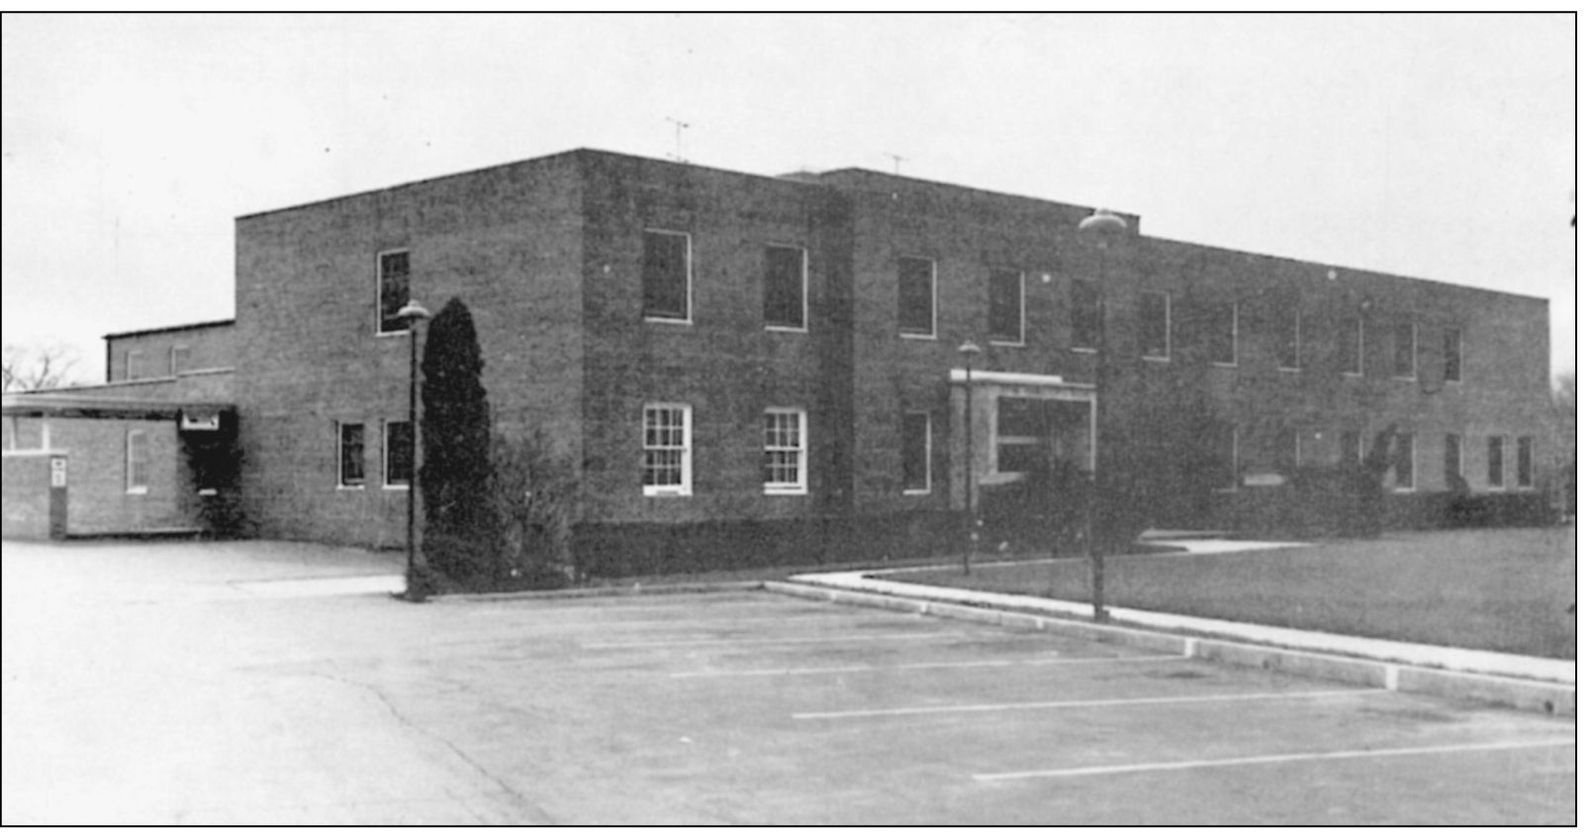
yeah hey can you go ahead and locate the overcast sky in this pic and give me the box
[1,13,1575,383]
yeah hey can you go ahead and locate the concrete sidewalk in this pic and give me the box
[772,562,1574,718]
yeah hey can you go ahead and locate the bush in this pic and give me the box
[420,298,499,587]
[490,430,579,588]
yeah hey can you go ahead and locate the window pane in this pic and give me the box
[170,345,190,376]
[1444,433,1462,484]
[1198,301,1235,364]
[1340,430,1361,467]
[762,410,805,490]
[989,268,1022,342]
[643,232,690,320]
[1394,433,1414,489]
[1517,437,1533,487]
[1443,328,1462,382]
[1338,316,1363,374]
[1070,280,1101,349]
[127,430,149,490]
[898,257,935,335]
[378,251,410,333]
[1393,319,1416,377]
[643,405,689,492]
[1138,292,1168,358]
[763,246,805,329]
[386,421,413,486]
[1487,436,1504,487]
[902,413,930,492]
[340,423,365,486]
[126,350,143,381]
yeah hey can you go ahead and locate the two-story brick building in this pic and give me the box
[4,148,1555,571]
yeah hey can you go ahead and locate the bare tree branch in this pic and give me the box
[1,343,82,393]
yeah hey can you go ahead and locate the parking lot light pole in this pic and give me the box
[1078,208,1126,622]
[396,299,430,602]
[958,341,982,576]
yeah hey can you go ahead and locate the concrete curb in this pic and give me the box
[766,576,1575,718]
[430,580,764,603]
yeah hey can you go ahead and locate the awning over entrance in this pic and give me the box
[2,392,234,422]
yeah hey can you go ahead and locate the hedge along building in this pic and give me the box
[6,149,1551,565]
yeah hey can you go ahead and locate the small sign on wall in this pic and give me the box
[50,457,67,488]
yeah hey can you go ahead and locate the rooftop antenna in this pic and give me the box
[885,152,907,175]
[666,117,691,162]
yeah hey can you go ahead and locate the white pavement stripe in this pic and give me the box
[671,654,1185,678]
[585,632,950,649]
[973,738,1576,782]
[792,688,1384,720]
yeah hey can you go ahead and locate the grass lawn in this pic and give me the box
[898,527,1576,660]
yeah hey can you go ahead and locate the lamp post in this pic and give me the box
[396,299,430,602]
[1078,208,1126,622]
[958,340,982,575]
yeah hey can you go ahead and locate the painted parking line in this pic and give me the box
[517,612,913,631]
[792,688,1386,720]
[972,738,1575,782]
[671,654,1185,678]
[585,632,952,649]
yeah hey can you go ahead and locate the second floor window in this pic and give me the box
[1337,316,1364,375]
[1070,280,1102,350]
[1443,328,1463,382]
[763,245,806,330]
[170,345,190,376]
[898,257,936,336]
[988,268,1023,343]
[1277,308,1301,370]
[643,230,691,321]
[1392,318,1416,378]
[377,251,410,334]
[1198,300,1236,365]
[126,349,145,381]
[1138,291,1169,359]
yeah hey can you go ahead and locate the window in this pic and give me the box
[126,429,149,493]
[1393,432,1414,490]
[1272,427,1300,471]
[643,404,691,495]
[126,349,144,381]
[762,409,807,494]
[1138,291,1169,359]
[1212,420,1238,490]
[1337,316,1364,375]
[377,250,411,334]
[1070,280,1101,350]
[338,422,365,487]
[1278,308,1301,370]
[1517,437,1533,488]
[763,245,807,330]
[1340,430,1362,468]
[1443,328,1463,382]
[170,344,190,376]
[642,230,691,321]
[1487,435,1505,488]
[1392,318,1416,379]
[989,268,1024,344]
[384,421,413,488]
[1198,300,1236,365]
[902,412,931,494]
[1444,433,1463,486]
[898,256,936,336]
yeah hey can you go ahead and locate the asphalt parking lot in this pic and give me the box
[1,540,1575,824]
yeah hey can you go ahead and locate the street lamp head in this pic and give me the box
[957,341,983,357]
[395,300,430,326]
[1078,207,1128,236]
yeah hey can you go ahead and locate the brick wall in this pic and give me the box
[1,452,51,539]
[107,321,235,383]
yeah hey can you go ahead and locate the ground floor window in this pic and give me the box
[384,421,413,487]
[1393,432,1415,490]
[1487,435,1505,488]
[1444,433,1463,486]
[902,412,931,494]
[1339,430,1362,467]
[338,422,365,488]
[762,408,806,494]
[643,404,691,496]
[1517,437,1533,488]
[1213,420,1238,490]
[126,429,149,493]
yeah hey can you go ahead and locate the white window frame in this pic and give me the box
[1516,436,1534,489]
[126,429,149,494]
[903,411,932,495]
[1279,309,1301,371]
[1393,432,1416,492]
[989,267,1026,347]
[375,249,412,337]
[762,408,808,495]
[1443,327,1464,384]
[169,344,190,377]
[1393,319,1417,380]
[1140,290,1171,361]
[642,403,692,496]
[383,420,412,490]
[1211,301,1238,367]
[642,229,693,325]
[898,255,938,340]
[125,349,144,381]
[337,421,366,489]
[1342,316,1365,377]
[763,244,808,333]
[1486,435,1506,490]
[1444,433,1465,483]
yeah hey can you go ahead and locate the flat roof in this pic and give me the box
[103,318,235,340]
[2,391,233,420]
